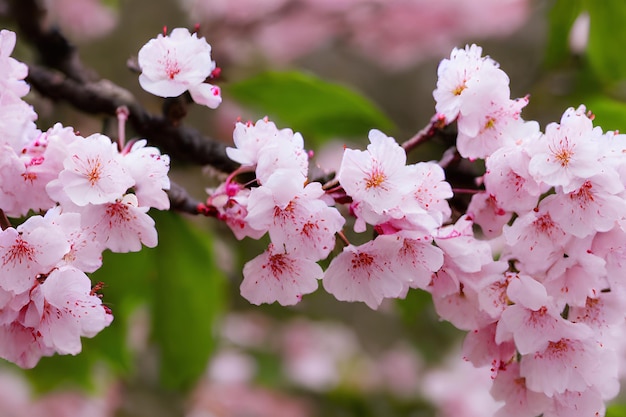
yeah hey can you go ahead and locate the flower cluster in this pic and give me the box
[205,42,626,416]
[204,118,451,309]
[0,29,170,368]
[137,27,222,109]
[433,44,626,417]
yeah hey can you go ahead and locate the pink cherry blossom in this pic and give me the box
[520,336,618,398]
[396,161,452,232]
[0,89,39,153]
[38,267,113,355]
[226,118,301,167]
[240,243,322,306]
[543,389,606,417]
[541,175,626,238]
[246,171,344,261]
[0,30,29,98]
[456,96,528,160]
[54,133,133,206]
[392,232,443,291]
[528,105,605,193]
[502,208,571,275]
[322,234,403,309]
[138,27,221,108]
[338,129,411,216]
[495,274,592,355]
[490,362,551,417]
[543,237,608,309]
[255,132,308,184]
[483,141,543,213]
[80,194,158,253]
[433,44,510,123]
[466,192,511,238]
[434,215,493,273]
[462,323,516,372]
[44,0,118,42]
[121,139,171,210]
[206,182,266,241]
[0,216,69,294]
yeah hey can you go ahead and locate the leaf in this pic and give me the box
[586,95,626,133]
[585,0,626,83]
[225,71,394,145]
[545,0,584,69]
[607,404,626,417]
[151,211,227,390]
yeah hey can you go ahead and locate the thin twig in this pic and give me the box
[401,113,447,154]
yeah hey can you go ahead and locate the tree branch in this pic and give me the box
[26,64,239,172]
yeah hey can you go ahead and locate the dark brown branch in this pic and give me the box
[26,64,238,172]
[401,114,447,153]
[166,182,203,215]
[8,0,95,83]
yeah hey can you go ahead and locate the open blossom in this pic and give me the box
[240,243,322,306]
[246,170,344,261]
[38,267,113,355]
[0,216,69,295]
[226,118,304,169]
[322,234,404,309]
[138,27,221,108]
[433,44,509,123]
[80,194,158,253]
[121,139,171,210]
[338,129,412,217]
[527,105,605,193]
[53,133,133,206]
[0,30,29,98]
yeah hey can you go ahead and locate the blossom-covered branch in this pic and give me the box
[8,0,237,173]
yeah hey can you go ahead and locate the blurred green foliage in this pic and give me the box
[545,0,626,131]
[225,71,395,147]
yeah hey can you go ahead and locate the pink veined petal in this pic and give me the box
[189,83,222,109]
[322,235,403,309]
[240,244,321,306]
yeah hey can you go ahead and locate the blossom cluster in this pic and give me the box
[432,44,626,417]
[204,41,626,416]
[204,115,452,309]
[0,29,170,368]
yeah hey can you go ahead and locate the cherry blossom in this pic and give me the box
[433,44,509,123]
[322,234,403,309]
[54,133,133,206]
[240,243,322,306]
[338,129,412,218]
[528,105,605,193]
[138,27,221,108]
[0,216,69,294]
[38,267,113,355]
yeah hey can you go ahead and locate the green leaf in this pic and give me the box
[586,0,626,82]
[151,211,226,390]
[225,71,394,145]
[586,95,626,132]
[607,403,626,417]
[545,0,584,68]
[23,351,96,393]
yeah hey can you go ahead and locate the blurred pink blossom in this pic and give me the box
[422,355,503,417]
[0,369,118,417]
[44,0,118,42]
[182,0,530,70]
[187,382,312,417]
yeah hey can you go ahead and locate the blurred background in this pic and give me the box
[1,0,626,416]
